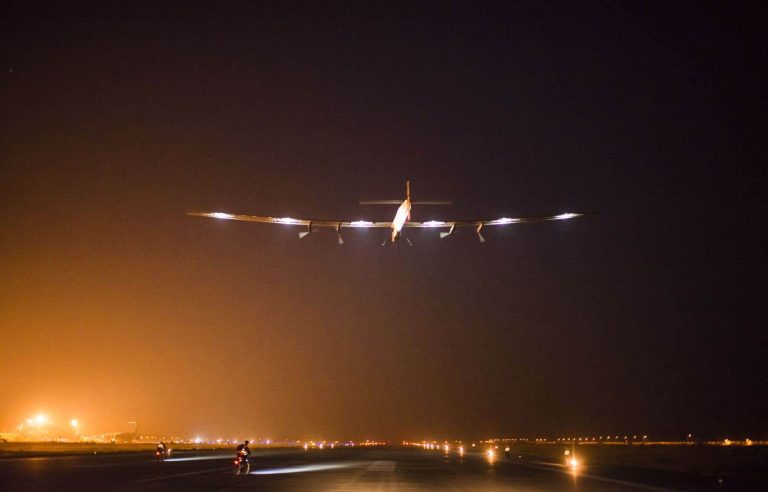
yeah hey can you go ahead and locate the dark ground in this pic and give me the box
[1,446,766,491]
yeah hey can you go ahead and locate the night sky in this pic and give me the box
[1,2,766,441]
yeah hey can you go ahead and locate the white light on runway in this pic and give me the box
[486,449,496,463]
[165,456,230,462]
[250,462,358,475]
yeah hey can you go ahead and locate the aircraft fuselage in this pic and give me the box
[391,198,411,242]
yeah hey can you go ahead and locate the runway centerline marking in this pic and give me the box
[135,466,229,483]
[367,460,396,472]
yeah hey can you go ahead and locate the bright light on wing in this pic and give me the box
[494,217,519,224]
[423,220,447,227]
[210,212,235,220]
[554,213,578,220]
[349,220,374,227]
[273,217,302,224]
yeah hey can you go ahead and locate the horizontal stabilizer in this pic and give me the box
[359,200,402,205]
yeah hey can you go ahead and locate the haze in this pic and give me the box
[1,2,765,441]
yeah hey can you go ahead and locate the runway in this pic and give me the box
[0,447,761,491]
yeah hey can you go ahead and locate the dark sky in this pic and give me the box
[1,2,766,441]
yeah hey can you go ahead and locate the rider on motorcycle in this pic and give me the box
[234,440,252,474]
[156,441,168,459]
[236,440,251,459]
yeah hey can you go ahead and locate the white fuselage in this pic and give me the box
[391,199,411,241]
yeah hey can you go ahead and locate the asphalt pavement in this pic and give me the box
[0,446,763,491]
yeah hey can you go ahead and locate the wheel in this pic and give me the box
[235,460,249,475]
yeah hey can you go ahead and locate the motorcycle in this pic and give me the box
[155,447,171,461]
[234,452,250,475]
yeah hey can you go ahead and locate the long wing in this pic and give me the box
[403,212,590,228]
[188,211,591,245]
[404,212,592,242]
[187,211,392,228]
[188,211,591,228]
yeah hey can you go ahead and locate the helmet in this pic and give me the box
[244,440,249,445]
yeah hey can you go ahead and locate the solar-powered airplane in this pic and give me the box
[187,180,588,245]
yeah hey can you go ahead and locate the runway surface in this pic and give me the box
[0,447,762,491]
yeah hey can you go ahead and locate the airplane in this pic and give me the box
[96,421,138,444]
[187,180,590,245]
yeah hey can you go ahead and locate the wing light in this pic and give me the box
[423,220,447,227]
[554,213,578,220]
[273,217,303,224]
[209,212,235,220]
[492,217,519,225]
[349,220,374,227]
